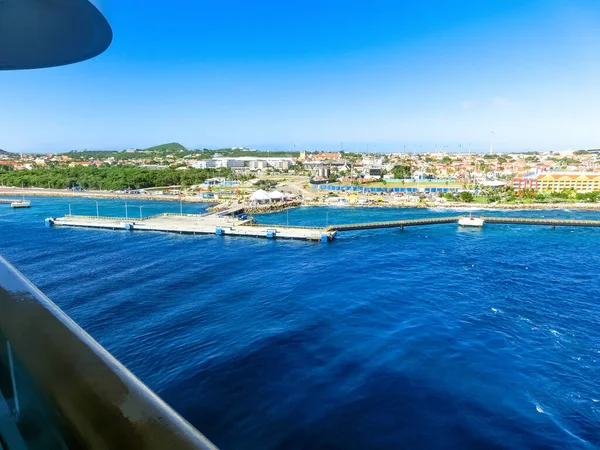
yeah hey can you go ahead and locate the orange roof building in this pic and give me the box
[537,173,600,193]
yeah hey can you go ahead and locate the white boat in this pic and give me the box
[11,200,31,208]
[12,184,31,208]
[458,215,484,227]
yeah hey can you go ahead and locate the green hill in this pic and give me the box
[0,149,11,155]
[144,142,187,152]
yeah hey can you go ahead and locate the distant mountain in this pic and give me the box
[0,149,11,155]
[143,142,187,152]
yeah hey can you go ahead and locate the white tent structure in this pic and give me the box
[268,191,285,202]
[249,189,271,203]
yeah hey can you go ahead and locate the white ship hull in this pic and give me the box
[458,216,484,227]
[11,201,31,208]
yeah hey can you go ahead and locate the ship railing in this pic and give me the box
[0,256,217,449]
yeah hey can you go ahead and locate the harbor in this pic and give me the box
[45,206,600,243]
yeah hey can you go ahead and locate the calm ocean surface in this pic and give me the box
[2,196,599,449]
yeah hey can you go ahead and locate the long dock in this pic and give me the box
[325,216,462,232]
[326,216,600,232]
[46,212,600,244]
[46,213,337,242]
[0,198,21,204]
[479,216,600,227]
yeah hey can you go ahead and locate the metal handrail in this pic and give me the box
[480,216,600,226]
[242,223,325,230]
[0,256,217,449]
[326,216,463,231]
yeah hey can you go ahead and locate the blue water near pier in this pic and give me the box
[2,197,600,449]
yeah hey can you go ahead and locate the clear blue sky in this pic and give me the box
[2,0,600,153]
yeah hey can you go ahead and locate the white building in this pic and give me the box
[191,159,217,169]
[214,158,245,168]
[192,156,294,170]
[248,160,267,170]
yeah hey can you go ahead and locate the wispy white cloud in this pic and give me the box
[460,100,475,110]
[492,97,518,108]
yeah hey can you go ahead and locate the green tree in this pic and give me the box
[391,165,412,179]
[459,191,474,202]
[0,166,233,190]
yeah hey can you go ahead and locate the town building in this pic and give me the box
[513,173,539,190]
[513,172,600,192]
[537,173,600,192]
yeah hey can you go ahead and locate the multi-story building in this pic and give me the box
[513,173,539,190]
[248,160,267,170]
[537,173,600,192]
[191,159,217,169]
[214,158,245,168]
[248,159,291,170]
[513,172,600,192]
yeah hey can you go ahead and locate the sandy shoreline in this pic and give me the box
[2,188,600,212]
[0,189,213,203]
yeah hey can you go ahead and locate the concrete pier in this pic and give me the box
[326,215,600,232]
[47,213,336,242]
[0,198,22,204]
[325,216,462,232]
[479,216,600,227]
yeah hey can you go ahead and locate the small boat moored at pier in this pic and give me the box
[458,215,484,227]
[11,200,31,208]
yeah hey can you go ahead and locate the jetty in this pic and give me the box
[46,211,600,243]
[46,213,336,242]
[0,198,31,208]
[477,216,600,227]
[323,216,600,232]
[325,216,462,231]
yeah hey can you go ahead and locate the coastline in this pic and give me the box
[2,188,600,212]
[298,200,600,213]
[0,188,215,204]
[304,201,600,211]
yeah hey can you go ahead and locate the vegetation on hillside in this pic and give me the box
[0,166,233,190]
[143,142,187,152]
[57,146,300,162]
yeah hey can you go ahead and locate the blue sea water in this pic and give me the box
[2,196,600,449]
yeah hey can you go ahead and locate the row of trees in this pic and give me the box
[443,187,600,204]
[519,188,600,202]
[0,166,233,190]
[444,192,474,202]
